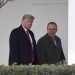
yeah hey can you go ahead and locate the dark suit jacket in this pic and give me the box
[37,34,65,64]
[9,25,38,65]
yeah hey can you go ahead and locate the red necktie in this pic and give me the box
[26,31,35,63]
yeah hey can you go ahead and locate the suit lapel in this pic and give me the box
[19,25,32,43]
[45,34,57,48]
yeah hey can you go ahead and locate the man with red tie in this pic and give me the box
[9,14,38,65]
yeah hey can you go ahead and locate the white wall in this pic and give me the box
[0,0,68,65]
[68,0,75,65]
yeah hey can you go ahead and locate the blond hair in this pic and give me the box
[22,14,35,21]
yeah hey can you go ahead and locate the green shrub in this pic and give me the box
[0,64,75,75]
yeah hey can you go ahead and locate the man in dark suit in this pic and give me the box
[9,14,38,65]
[37,22,66,64]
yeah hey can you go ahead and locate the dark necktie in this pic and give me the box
[52,37,57,47]
[26,31,35,63]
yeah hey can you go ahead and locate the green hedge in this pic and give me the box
[0,64,75,75]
